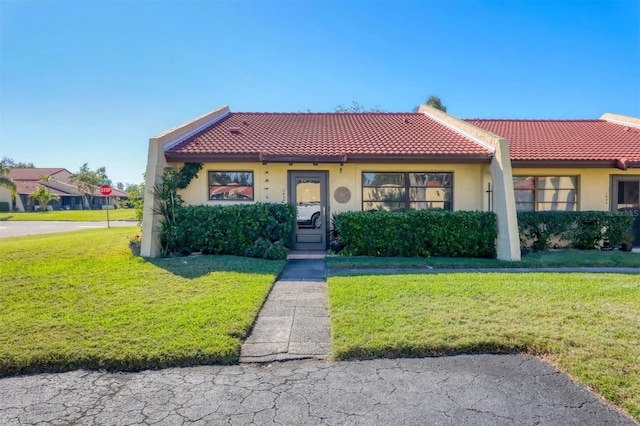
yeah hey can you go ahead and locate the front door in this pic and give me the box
[289,171,328,250]
[612,176,640,247]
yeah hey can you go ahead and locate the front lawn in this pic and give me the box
[0,228,284,375]
[0,209,136,221]
[328,273,640,420]
[327,249,640,270]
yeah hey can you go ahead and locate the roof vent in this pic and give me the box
[404,117,410,124]
[242,120,249,126]
[229,127,241,134]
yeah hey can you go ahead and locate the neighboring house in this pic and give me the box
[141,104,640,259]
[0,168,128,211]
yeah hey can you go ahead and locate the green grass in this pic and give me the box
[327,249,640,270]
[328,273,640,420]
[0,228,284,374]
[0,209,136,221]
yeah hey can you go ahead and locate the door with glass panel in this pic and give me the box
[289,171,328,250]
[612,177,640,247]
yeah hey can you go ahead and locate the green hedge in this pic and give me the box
[517,211,635,251]
[170,203,294,259]
[333,210,497,258]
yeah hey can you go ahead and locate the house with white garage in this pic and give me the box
[141,104,640,260]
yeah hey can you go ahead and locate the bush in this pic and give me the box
[333,210,497,258]
[170,203,294,258]
[517,211,635,251]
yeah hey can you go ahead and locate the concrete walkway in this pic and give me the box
[240,258,331,362]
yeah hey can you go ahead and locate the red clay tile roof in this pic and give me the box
[165,113,493,162]
[465,119,640,164]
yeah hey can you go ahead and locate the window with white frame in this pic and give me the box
[362,172,453,211]
[513,176,578,211]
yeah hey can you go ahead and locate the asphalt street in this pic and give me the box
[0,355,634,425]
[0,220,136,238]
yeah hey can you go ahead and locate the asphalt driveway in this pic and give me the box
[0,355,634,425]
[0,220,136,238]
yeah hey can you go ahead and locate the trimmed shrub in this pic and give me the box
[171,203,294,258]
[333,210,497,258]
[517,211,635,251]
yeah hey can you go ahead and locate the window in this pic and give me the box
[362,172,452,211]
[208,171,254,200]
[513,176,578,211]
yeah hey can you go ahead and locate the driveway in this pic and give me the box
[0,355,634,425]
[0,221,136,238]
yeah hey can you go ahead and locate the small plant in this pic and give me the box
[128,234,142,247]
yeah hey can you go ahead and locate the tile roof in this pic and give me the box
[165,113,493,162]
[465,119,640,164]
[8,168,69,181]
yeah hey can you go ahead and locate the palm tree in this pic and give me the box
[30,186,60,211]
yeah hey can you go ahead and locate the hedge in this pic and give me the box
[517,211,635,251]
[333,210,497,258]
[169,203,294,259]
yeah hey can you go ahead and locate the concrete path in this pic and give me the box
[0,220,137,238]
[0,355,634,425]
[240,259,331,362]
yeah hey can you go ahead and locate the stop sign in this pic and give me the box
[100,184,112,196]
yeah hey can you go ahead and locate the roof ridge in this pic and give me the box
[464,118,604,122]
[230,112,421,115]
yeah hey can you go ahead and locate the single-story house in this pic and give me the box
[0,168,128,211]
[141,104,640,260]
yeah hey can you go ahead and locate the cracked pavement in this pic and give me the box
[0,354,634,425]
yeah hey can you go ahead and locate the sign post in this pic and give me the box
[99,183,113,228]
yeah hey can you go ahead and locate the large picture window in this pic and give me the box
[208,171,254,200]
[362,172,452,211]
[513,176,578,211]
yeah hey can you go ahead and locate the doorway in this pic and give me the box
[289,171,328,250]
[611,176,640,247]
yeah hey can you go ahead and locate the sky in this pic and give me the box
[1,0,639,186]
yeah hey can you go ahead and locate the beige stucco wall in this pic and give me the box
[141,106,230,257]
[174,161,488,216]
[512,167,640,211]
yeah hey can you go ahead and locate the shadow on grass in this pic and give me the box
[332,341,530,362]
[145,255,286,279]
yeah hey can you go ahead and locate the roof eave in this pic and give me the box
[511,159,636,169]
[165,152,493,164]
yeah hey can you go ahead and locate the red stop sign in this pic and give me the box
[100,184,112,196]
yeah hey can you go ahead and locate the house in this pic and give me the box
[141,105,640,259]
[0,168,128,211]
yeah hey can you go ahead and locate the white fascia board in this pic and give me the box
[422,111,496,153]
[603,117,640,129]
[163,110,230,152]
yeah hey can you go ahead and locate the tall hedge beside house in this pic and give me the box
[333,210,497,258]
[170,203,294,258]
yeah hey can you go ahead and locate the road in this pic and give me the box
[0,221,137,238]
[0,356,634,425]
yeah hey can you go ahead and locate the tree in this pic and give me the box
[30,186,60,211]
[334,101,385,113]
[0,162,17,201]
[1,157,35,168]
[69,163,108,208]
[414,95,447,113]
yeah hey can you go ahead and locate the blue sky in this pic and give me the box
[1,0,638,185]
